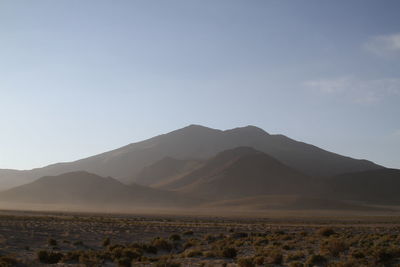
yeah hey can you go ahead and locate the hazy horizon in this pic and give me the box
[1,0,400,170]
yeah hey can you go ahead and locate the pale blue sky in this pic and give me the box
[1,0,399,170]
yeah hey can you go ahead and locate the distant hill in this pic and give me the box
[0,171,198,208]
[0,124,382,190]
[325,169,400,204]
[0,169,34,191]
[160,147,314,199]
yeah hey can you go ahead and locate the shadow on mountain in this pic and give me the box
[324,169,400,205]
[0,171,200,209]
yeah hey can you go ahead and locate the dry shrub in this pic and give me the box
[0,256,18,267]
[169,234,181,241]
[220,247,237,258]
[286,251,305,261]
[317,227,336,237]
[237,257,255,267]
[266,250,283,264]
[323,239,348,256]
[151,237,172,252]
[305,254,327,267]
[184,249,203,257]
[37,250,63,264]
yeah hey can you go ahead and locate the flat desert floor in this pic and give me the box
[0,210,399,266]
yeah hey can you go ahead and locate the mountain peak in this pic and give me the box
[225,125,269,135]
[173,124,216,132]
[186,124,208,129]
[180,124,269,135]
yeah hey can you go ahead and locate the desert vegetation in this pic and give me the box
[0,211,399,266]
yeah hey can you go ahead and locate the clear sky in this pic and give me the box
[1,0,399,170]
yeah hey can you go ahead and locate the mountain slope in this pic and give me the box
[132,157,203,187]
[324,169,400,204]
[0,125,382,190]
[0,171,198,208]
[161,147,314,199]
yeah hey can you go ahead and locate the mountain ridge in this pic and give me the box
[0,124,383,190]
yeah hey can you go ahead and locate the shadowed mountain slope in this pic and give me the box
[0,125,382,190]
[132,157,203,187]
[161,147,314,199]
[324,169,400,204]
[0,171,198,207]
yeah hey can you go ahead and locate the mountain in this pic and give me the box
[132,157,203,187]
[0,169,34,191]
[160,147,314,199]
[324,169,400,204]
[0,171,198,208]
[0,125,382,190]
